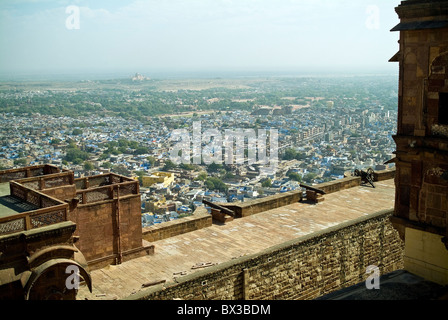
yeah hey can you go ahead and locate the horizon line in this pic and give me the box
[0,69,399,82]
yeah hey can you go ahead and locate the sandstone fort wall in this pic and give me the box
[130,209,403,300]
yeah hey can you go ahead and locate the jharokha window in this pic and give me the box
[432,92,448,137]
[439,92,448,125]
[429,53,448,137]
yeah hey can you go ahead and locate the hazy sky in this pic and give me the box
[0,0,401,79]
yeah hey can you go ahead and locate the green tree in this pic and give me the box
[288,172,302,182]
[110,148,121,155]
[134,146,149,155]
[146,156,156,167]
[102,161,112,169]
[118,139,129,148]
[50,138,61,145]
[112,165,131,176]
[134,170,146,186]
[222,171,235,180]
[67,141,77,149]
[128,141,139,149]
[205,177,228,192]
[99,153,110,161]
[14,158,27,166]
[118,146,128,154]
[303,173,317,183]
[196,172,207,181]
[72,128,83,135]
[180,163,196,171]
[84,162,94,171]
[162,160,177,171]
[64,148,89,163]
[206,162,223,173]
[261,178,272,188]
[282,148,306,161]
[72,158,83,165]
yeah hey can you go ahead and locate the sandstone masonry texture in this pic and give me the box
[130,210,404,300]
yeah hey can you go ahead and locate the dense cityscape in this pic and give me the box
[0,74,398,226]
[3,0,448,304]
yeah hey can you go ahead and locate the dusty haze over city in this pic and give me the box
[0,0,399,80]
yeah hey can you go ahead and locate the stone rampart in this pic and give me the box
[142,207,212,242]
[129,209,404,300]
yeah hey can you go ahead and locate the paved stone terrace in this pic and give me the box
[0,182,38,218]
[77,179,396,300]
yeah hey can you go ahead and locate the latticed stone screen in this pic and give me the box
[0,171,26,182]
[0,165,58,183]
[0,218,25,235]
[44,175,71,189]
[10,183,26,200]
[29,167,44,177]
[86,188,111,203]
[30,210,66,229]
[75,174,114,190]
[27,192,40,207]
[119,183,137,196]
[88,175,110,187]
[41,197,60,208]
[21,180,40,190]
[75,179,86,190]
[75,179,138,204]
[110,174,122,184]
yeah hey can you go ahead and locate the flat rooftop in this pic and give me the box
[77,179,396,300]
[0,182,38,219]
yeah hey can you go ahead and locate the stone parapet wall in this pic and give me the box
[317,176,361,194]
[42,185,77,202]
[0,165,60,183]
[219,171,395,218]
[221,191,302,218]
[373,168,396,181]
[129,209,404,300]
[72,194,144,267]
[0,182,70,236]
[142,207,212,242]
[14,171,74,192]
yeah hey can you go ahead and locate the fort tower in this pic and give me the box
[390,0,448,285]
